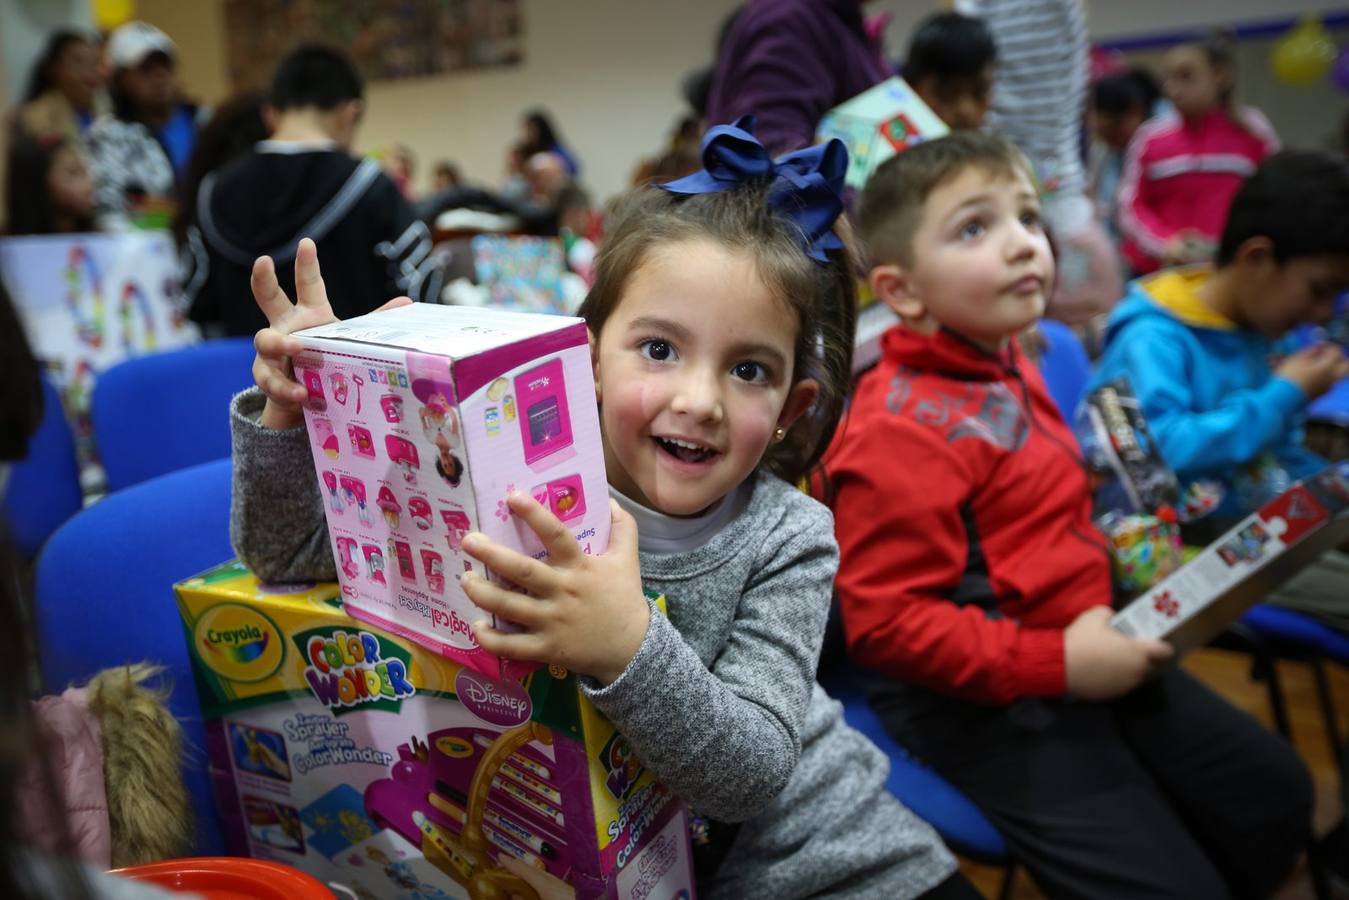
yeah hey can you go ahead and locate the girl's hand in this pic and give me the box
[460,494,650,685]
[250,237,411,429]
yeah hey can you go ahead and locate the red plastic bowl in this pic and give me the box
[111,857,333,899]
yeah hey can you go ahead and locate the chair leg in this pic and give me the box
[1308,835,1332,900]
[997,862,1016,900]
[1308,658,1344,772]
[1252,652,1295,740]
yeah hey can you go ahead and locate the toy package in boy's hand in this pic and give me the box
[175,563,696,900]
[1112,462,1349,654]
[816,76,949,191]
[292,303,609,680]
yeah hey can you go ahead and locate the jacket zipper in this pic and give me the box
[1007,361,1113,560]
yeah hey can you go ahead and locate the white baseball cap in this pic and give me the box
[106,21,176,69]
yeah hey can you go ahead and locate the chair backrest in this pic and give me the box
[2,375,83,558]
[1035,318,1093,422]
[35,458,235,854]
[91,338,255,493]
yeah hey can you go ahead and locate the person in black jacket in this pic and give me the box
[183,45,440,336]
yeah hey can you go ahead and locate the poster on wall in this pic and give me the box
[0,231,199,482]
[224,0,523,91]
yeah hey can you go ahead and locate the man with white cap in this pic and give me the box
[87,21,201,229]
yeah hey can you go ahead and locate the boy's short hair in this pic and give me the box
[904,13,996,86]
[1217,150,1349,266]
[857,132,1033,267]
[271,45,363,111]
[1093,69,1159,116]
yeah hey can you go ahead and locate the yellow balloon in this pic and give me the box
[1270,15,1337,87]
[91,0,134,31]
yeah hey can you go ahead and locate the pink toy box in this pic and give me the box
[175,562,696,900]
[292,304,610,680]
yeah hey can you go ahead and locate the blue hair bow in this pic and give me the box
[658,116,848,263]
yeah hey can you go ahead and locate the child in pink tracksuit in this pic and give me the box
[1118,33,1278,274]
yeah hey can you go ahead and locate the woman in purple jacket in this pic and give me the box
[706,0,889,155]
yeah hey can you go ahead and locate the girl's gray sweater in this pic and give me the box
[229,389,954,898]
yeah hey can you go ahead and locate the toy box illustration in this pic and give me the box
[816,76,950,191]
[292,303,610,680]
[1112,462,1349,654]
[176,562,696,900]
[471,235,571,315]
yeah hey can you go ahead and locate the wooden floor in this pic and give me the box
[959,648,1346,899]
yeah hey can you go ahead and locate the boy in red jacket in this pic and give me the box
[822,131,1311,899]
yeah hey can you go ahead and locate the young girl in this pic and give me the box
[1118,32,1279,274]
[232,121,975,899]
[4,134,96,236]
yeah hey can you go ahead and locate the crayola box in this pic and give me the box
[291,303,609,680]
[1112,462,1349,654]
[176,562,695,900]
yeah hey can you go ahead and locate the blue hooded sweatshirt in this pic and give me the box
[1091,267,1325,518]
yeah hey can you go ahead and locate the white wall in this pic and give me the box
[357,0,741,201]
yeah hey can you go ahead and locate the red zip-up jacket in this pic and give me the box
[821,326,1111,705]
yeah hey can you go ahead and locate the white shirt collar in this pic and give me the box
[608,481,751,556]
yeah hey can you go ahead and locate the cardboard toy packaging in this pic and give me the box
[1112,461,1349,654]
[175,562,696,900]
[291,303,609,680]
[821,77,948,370]
[816,76,949,192]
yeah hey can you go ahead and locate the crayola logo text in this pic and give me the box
[194,604,285,683]
[208,625,263,645]
[303,630,415,712]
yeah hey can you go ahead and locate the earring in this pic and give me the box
[773,426,787,443]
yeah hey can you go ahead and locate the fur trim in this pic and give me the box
[86,664,192,866]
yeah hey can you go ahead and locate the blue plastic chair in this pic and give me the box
[819,668,1017,896]
[2,375,83,559]
[1035,319,1093,422]
[91,338,255,493]
[1224,603,1349,774]
[35,458,235,855]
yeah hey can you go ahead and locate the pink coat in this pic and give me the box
[1118,107,1279,274]
[19,687,112,868]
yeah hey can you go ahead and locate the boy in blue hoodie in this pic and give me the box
[1093,150,1349,627]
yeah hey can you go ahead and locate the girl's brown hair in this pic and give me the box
[579,182,857,484]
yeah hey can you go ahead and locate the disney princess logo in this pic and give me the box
[295,628,415,716]
[454,668,531,727]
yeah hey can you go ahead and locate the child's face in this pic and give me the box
[899,166,1053,351]
[48,146,94,220]
[1094,108,1146,151]
[592,239,817,516]
[912,66,995,132]
[1163,46,1228,118]
[1237,253,1349,339]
